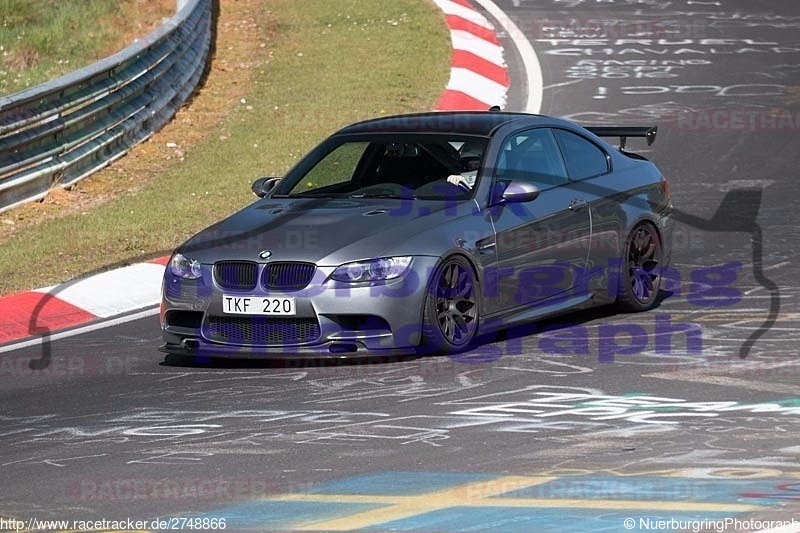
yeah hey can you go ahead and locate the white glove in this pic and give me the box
[447,174,470,189]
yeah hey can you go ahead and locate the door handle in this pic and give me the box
[568,198,588,211]
[477,240,496,252]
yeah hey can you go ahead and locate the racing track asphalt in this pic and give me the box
[3,1,800,532]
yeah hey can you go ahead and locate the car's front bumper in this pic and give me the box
[160,256,440,358]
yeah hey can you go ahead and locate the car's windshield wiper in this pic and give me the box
[349,193,416,199]
[285,193,346,198]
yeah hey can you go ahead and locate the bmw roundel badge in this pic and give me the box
[259,250,272,260]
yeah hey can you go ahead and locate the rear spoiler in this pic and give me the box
[586,126,658,151]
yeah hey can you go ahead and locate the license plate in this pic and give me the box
[222,296,296,315]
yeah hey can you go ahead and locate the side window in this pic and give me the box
[553,129,609,180]
[496,128,569,190]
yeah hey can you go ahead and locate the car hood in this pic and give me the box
[177,197,478,265]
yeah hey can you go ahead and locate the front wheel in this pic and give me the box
[616,222,663,312]
[420,256,479,354]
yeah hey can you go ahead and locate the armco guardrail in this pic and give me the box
[0,0,211,213]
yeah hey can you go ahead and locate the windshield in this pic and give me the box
[274,134,488,200]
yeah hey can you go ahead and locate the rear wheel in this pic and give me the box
[617,222,662,312]
[421,256,479,354]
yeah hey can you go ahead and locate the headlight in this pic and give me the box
[331,256,412,282]
[169,253,203,280]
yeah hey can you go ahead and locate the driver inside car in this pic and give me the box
[446,142,482,190]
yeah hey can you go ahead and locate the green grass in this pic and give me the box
[0,0,450,294]
[0,0,164,95]
[297,142,370,193]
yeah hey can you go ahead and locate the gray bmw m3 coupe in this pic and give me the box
[160,110,671,358]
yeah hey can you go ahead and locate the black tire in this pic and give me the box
[616,222,663,312]
[420,255,480,354]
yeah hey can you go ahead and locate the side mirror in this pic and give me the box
[251,177,280,198]
[498,180,540,204]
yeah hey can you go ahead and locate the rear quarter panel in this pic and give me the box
[581,152,671,304]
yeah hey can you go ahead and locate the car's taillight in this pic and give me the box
[660,175,670,201]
